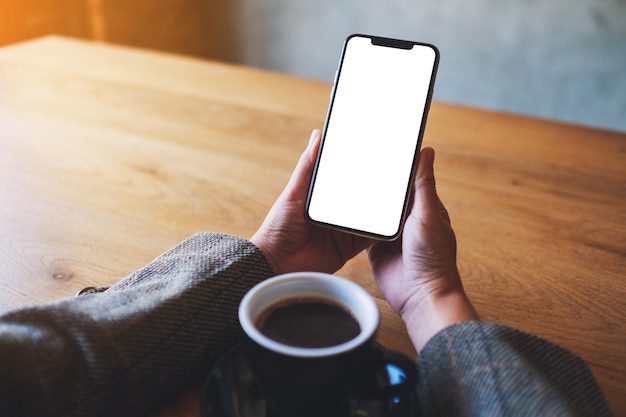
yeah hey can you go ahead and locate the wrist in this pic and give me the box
[401,283,478,352]
[250,233,280,275]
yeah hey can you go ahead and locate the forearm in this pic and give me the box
[0,233,274,417]
[416,321,612,417]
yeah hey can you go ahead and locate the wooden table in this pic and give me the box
[1,36,625,416]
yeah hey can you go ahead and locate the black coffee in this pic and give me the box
[256,297,361,348]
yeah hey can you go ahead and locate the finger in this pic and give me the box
[417,146,435,184]
[415,147,452,224]
[308,128,321,147]
[306,129,322,163]
[298,129,321,181]
[413,147,437,209]
[282,129,322,199]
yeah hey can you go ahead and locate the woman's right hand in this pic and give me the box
[367,147,478,352]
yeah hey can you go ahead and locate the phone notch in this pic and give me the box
[370,36,415,50]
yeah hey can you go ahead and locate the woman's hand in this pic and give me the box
[368,147,478,351]
[251,130,373,275]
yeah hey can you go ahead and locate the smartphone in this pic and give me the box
[305,34,439,240]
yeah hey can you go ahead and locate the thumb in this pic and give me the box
[282,129,322,199]
[415,146,437,202]
[413,147,449,221]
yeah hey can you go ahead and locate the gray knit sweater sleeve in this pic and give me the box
[0,233,274,417]
[416,321,612,417]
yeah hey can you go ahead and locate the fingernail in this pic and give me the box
[422,147,434,165]
[309,129,320,146]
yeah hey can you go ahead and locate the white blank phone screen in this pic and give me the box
[307,36,437,238]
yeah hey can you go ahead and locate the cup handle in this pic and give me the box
[365,345,418,399]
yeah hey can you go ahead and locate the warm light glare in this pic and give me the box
[86,0,107,40]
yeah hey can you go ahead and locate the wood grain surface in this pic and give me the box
[1,36,625,416]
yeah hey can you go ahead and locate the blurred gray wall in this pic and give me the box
[233,0,626,132]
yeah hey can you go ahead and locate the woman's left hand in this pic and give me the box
[251,129,373,275]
